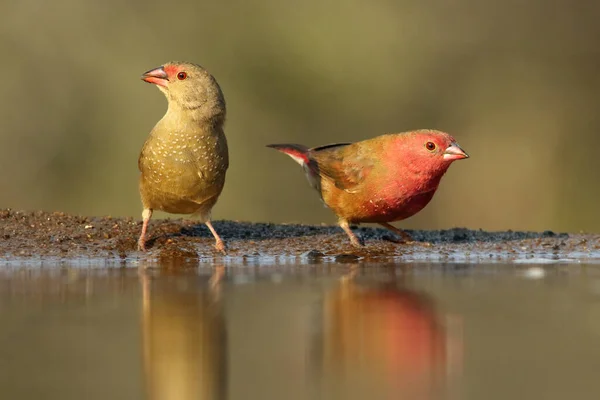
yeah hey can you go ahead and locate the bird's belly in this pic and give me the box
[338,189,437,223]
[151,194,206,215]
[139,161,225,214]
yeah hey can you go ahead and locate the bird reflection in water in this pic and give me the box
[313,268,463,400]
[140,266,227,400]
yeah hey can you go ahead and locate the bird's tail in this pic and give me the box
[266,144,310,166]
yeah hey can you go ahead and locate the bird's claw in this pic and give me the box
[401,240,418,245]
[386,237,416,245]
[349,237,365,247]
[385,236,432,247]
[214,240,227,255]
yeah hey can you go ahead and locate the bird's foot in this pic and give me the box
[384,236,432,247]
[339,220,364,248]
[378,223,424,245]
[137,238,147,252]
[214,239,227,255]
[396,231,415,243]
[384,236,414,245]
[349,236,365,247]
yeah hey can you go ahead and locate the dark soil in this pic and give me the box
[1,209,599,266]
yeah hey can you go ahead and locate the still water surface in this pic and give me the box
[1,262,600,400]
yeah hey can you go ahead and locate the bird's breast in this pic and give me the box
[141,132,227,183]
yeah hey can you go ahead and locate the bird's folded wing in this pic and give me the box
[309,143,374,193]
[138,141,151,172]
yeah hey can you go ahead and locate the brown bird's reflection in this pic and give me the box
[312,273,463,399]
[140,267,227,400]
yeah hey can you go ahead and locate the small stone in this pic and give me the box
[335,254,360,263]
[304,250,324,259]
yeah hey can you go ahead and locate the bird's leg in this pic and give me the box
[339,220,363,247]
[138,208,153,251]
[378,222,413,243]
[205,220,226,254]
[378,222,432,246]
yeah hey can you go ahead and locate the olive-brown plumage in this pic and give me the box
[137,62,228,252]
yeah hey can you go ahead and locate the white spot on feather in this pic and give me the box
[287,154,306,166]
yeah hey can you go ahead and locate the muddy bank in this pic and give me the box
[1,209,599,266]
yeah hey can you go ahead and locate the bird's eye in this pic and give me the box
[425,141,436,151]
[177,72,187,80]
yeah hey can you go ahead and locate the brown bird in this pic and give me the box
[267,130,468,246]
[137,62,228,252]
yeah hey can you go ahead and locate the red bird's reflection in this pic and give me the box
[140,269,227,400]
[313,276,463,399]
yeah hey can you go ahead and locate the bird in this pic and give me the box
[137,62,229,252]
[267,130,469,246]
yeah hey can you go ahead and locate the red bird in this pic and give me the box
[267,130,469,246]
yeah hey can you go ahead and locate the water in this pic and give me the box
[1,262,600,400]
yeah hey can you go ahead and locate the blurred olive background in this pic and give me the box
[1,0,599,232]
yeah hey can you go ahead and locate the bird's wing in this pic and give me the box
[137,141,149,172]
[309,143,374,193]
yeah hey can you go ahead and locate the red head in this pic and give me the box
[387,130,469,175]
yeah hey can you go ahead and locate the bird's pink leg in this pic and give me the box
[378,222,414,243]
[379,222,433,246]
[339,220,363,247]
[138,208,153,251]
[205,220,226,254]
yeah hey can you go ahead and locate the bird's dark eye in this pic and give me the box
[425,141,436,151]
[177,72,187,80]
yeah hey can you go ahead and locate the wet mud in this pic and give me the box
[1,209,599,266]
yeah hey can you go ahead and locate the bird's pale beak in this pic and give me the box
[443,142,469,161]
[141,66,169,87]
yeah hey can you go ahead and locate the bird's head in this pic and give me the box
[392,130,469,175]
[141,61,225,121]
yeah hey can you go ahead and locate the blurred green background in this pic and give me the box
[1,0,598,232]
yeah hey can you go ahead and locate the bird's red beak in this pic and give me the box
[141,66,169,87]
[443,142,469,161]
